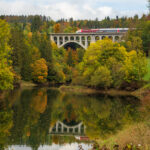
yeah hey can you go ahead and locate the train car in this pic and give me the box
[76,28,129,33]
[100,28,129,33]
[76,29,99,33]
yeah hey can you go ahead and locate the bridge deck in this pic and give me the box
[49,32,125,36]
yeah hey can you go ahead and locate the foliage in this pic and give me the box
[63,26,78,33]
[9,23,24,74]
[90,66,112,89]
[31,58,48,83]
[1,88,149,149]
[47,63,66,83]
[125,36,143,52]
[39,33,52,64]
[0,14,149,88]
[0,66,14,90]
[0,110,13,150]
[31,15,42,32]
[74,39,147,89]
[53,23,60,33]
[0,19,14,90]
[77,48,85,63]
[20,40,39,81]
[141,21,150,55]
[125,21,150,55]
[122,51,147,82]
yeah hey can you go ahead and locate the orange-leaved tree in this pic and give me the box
[53,23,60,33]
[31,58,48,83]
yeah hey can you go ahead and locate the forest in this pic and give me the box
[0,13,150,91]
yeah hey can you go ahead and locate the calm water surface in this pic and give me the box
[0,87,150,150]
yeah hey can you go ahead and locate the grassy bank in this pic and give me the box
[59,85,133,96]
[59,84,150,101]
[95,122,150,150]
[132,83,150,98]
[143,58,150,81]
[20,80,37,88]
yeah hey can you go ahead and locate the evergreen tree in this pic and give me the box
[9,23,24,74]
[31,15,42,32]
[66,49,73,67]
[20,41,33,81]
[77,48,85,63]
[39,34,52,64]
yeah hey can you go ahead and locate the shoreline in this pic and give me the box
[1,81,150,101]
[59,85,134,96]
[59,85,150,101]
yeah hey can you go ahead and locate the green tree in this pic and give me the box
[31,15,42,32]
[64,26,74,33]
[9,23,24,74]
[77,48,85,63]
[125,36,143,52]
[66,49,74,67]
[20,40,40,81]
[39,33,52,64]
[141,21,150,56]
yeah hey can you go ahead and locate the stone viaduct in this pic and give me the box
[50,32,125,49]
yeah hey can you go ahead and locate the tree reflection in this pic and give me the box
[0,88,149,149]
[0,99,13,150]
[51,94,141,139]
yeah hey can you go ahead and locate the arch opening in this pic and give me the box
[76,36,79,42]
[95,36,100,41]
[87,36,91,42]
[54,36,57,43]
[115,36,119,41]
[102,36,106,40]
[109,36,113,40]
[70,36,74,40]
[82,36,85,45]
[59,37,63,45]
[64,42,84,50]
[65,36,68,42]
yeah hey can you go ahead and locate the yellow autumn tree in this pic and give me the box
[74,38,147,89]
[31,58,48,83]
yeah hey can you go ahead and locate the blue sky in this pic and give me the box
[0,0,148,20]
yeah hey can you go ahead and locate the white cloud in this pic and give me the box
[0,0,148,20]
[83,5,97,15]
[98,7,115,17]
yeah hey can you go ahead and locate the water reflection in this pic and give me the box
[50,121,85,136]
[0,87,149,150]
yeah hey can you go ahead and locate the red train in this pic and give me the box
[76,28,129,33]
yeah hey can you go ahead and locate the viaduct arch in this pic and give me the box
[50,32,125,50]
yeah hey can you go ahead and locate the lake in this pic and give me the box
[0,87,150,150]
